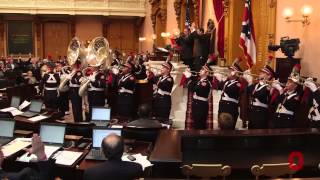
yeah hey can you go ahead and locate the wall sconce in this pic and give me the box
[283,5,312,26]
[151,34,157,40]
[161,32,171,38]
[139,37,146,41]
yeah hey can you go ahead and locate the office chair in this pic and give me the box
[251,163,297,180]
[181,164,231,180]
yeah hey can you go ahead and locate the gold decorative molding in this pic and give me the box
[174,0,182,28]
[149,0,167,30]
[0,0,146,17]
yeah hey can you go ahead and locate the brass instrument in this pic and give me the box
[59,37,83,92]
[79,37,110,97]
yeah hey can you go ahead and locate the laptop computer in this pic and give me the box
[0,119,15,145]
[91,107,111,126]
[85,127,122,161]
[20,100,43,118]
[40,123,66,148]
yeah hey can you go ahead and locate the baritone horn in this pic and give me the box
[79,37,110,97]
[59,37,84,92]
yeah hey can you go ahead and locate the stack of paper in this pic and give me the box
[2,138,31,157]
[54,151,83,166]
[0,107,17,112]
[17,146,60,162]
[122,153,153,170]
[28,115,48,122]
[0,107,24,116]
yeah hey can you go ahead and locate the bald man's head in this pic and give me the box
[101,133,124,160]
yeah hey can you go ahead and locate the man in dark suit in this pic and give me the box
[0,134,54,180]
[176,28,194,69]
[84,134,143,180]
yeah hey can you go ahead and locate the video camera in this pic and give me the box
[268,36,300,58]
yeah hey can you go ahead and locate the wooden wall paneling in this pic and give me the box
[121,20,135,52]
[43,22,69,60]
[107,19,121,51]
[0,16,5,57]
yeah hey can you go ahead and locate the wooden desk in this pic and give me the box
[150,129,320,179]
[14,111,56,133]
[4,147,89,180]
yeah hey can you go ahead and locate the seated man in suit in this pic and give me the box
[127,103,162,129]
[0,134,54,180]
[84,134,143,180]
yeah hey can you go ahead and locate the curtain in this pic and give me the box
[212,0,225,58]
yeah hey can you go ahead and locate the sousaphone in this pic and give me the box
[79,37,111,96]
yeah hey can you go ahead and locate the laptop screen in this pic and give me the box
[40,124,66,144]
[92,129,121,148]
[91,107,111,121]
[0,120,15,137]
[10,96,20,108]
[29,100,43,113]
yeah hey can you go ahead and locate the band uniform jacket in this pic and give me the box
[40,72,60,93]
[187,76,212,129]
[218,79,241,122]
[88,71,107,106]
[134,64,147,80]
[151,75,174,118]
[247,82,271,128]
[308,90,320,120]
[152,75,174,106]
[274,90,300,127]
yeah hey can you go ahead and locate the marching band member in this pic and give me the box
[273,74,301,128]
[116,62,136,118]
[67,60,83,122]
[148,61,174,119]
[134,55,147,80]
[111,50,122,67]
[215,59,244,129]
[87,67,107,121]
[244,59,276,129]
[40,62,60,110]
[185,64,212,130]
[56,62,70,117]
[303,78,320,128]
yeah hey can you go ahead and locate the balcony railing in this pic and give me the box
[0,0,146,16]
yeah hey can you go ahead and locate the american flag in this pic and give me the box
[239,0,256,68]
[185,0,191,29]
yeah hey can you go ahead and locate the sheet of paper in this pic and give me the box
[111,125,123,128]
[17,146,60,162]
[54,151,83,166]
[18,100,31,110]
[2,138,31,157]
[0,107,17,112]
[122,153,153,170]
[10,109,24,116]
[28,115,48,122]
